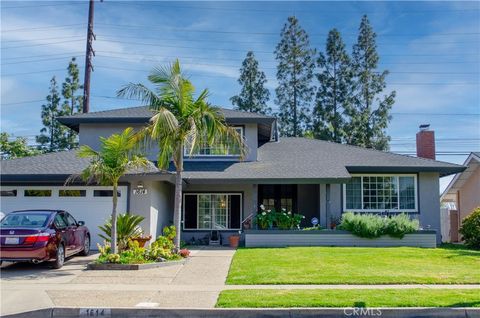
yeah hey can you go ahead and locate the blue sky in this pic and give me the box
[1,1,479,191]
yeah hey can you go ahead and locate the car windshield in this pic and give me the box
[0,213,51,228]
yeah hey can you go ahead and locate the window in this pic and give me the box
[1,190,17,197]
[258,185,297,212]
[1,212,50,228]
[93,190,121,197]
[344,175,417,212]
[63,213,78,227]
[183,193,242,230]
[24,189,52,197]
[59,190,86,197]
[184,127,243,157]
[54,214,67,228]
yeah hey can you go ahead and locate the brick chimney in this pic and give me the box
[416,124,435,160]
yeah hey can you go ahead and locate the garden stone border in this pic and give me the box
[86,258,187,270]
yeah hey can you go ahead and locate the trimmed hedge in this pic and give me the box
[459,207,480,249]
[339,212,419,239]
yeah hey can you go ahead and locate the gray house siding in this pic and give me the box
[418,172,441,242]
[128,178,174,240]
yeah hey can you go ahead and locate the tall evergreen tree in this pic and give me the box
[61,57,83,149]
[36,76,65,152]
[274,16,316,137]
[314,29,352,143]
[231,51,271,114]
[346,15,396,150]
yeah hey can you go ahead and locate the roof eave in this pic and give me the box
[346,165,466,177]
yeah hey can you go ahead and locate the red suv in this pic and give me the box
[0,210,90,269]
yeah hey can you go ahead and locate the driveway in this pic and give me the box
[0,247,236,316]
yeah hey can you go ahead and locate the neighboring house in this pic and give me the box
[441,152,480,242]
[0,106,465,246]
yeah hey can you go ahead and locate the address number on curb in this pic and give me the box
[79,308,111,317]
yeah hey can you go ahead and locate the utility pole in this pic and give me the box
[82,0,96,113]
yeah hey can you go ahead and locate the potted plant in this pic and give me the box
[330,216,340,230]
[228,231,241,248]
[131,234,152,248]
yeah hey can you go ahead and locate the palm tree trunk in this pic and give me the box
[173,150,183,248]
[111,182,118,254]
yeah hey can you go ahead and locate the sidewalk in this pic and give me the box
[1,247,479,316]
[0,246,236,315]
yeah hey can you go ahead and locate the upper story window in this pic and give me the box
[184,127,243,157]
[343,175,417,212]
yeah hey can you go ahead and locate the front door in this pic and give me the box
[60,212,78,256]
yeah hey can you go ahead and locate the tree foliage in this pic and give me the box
[275,16,316,137]
[117,60,247,247]
[61,57,83,149]
[0,132,41,160]
[36,58,82,152]
[345,15,396,150]
[231,51,271,114]
[36,76,67,152]
[313,29,352,143]
[74,127,151,254]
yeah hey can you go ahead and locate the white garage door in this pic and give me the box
[0,186,128,248]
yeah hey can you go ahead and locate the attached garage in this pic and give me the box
[0,186,128,248]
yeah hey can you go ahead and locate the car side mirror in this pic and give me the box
[78,221,85,226]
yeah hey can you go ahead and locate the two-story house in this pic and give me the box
[0,106,465,246]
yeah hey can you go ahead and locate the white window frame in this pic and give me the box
[342,174,418,213]
[183,126,244,157]
[182,193,243,230]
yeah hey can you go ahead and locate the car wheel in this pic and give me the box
[51,244,65,269]
[80,235,90,256]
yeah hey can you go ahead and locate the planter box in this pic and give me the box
[87,258,187,270]
[244,230,437,248]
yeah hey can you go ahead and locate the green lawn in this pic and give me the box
[216,289,480,308]
[226,245,480,284]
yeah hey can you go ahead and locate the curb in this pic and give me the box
[4,307,480,318]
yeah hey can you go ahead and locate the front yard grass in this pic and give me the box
[216,289,480,308]
[226,245,480,284]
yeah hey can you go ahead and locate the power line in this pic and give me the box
[2,3,86,9]
[1,52,85,60]
[103,2,480,14]
[1,55,85,66]
[2,35,85,43]
[96,22,480,37]
[1,23,85,33]
[1,39,84,49]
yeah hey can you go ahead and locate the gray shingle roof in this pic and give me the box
[1,138,465,183]
[0,149,160,182]
[58,106,275,131]
[180,138,465,182]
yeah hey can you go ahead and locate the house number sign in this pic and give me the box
[133,189,148,195]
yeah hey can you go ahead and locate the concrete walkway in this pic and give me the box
[2,247,480,316]
[0,247,236,316]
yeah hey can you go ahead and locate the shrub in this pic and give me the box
[459,207,480,249]
[339,212,419,239]
[340,212,385,238]
[386,214,419,238]
[99,213,145,251]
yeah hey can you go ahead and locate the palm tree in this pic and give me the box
[72,127,151,254]
[117,60,247,247]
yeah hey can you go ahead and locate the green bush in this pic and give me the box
[386,214,419,238]
[339,212,419,239]
[340,212,385,238]
[99,213,145,251]
[459,207,480,249]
